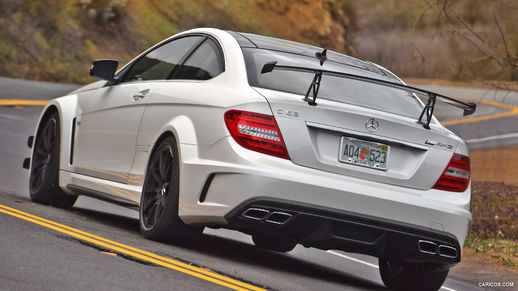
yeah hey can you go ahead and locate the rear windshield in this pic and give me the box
[243,48,424,118]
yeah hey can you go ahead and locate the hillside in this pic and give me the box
[352,0,518,82]
[2,0,517,84]
[0,0,353,84]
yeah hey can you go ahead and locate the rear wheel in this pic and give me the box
[139,136,203,244]
[252,234,297,253]
[30,112,77,208]
[378,256,449,291]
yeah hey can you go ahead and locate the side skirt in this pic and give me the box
[59,171,141,208]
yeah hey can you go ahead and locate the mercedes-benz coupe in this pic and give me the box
[24,28,476,291]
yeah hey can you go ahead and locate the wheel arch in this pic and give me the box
[142,114,198,174]
[31,104,60,171]
[142,121,196,221]
[143,129,181,190]
[148,131,179,162]
[28,101,79,208]
[32,96,80,176]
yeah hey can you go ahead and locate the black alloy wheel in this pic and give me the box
[378,256,449,291]
[29,112,77,208]
[30,117,56,193]
[139,136,203,244]
[141,144,174,230]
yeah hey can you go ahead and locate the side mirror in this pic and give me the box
[89,60,119,81]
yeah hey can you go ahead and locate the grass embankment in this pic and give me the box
[467,148,518,273]
[0,0,353,84]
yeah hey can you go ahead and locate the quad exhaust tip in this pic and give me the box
[418,240,458,258]
[418,240,438,255]
[242,208,270,221]
[242,208,293,225]
[265,211,293,225]
[438,245,458,258]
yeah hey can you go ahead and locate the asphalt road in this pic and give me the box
[1,77,517,291]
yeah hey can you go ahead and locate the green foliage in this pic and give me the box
[465,235,518,268]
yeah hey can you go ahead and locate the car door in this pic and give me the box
[128,37,226,187]
[74,35,204,183]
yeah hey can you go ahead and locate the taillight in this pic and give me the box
[433,153,470,192]
[224,110,290,159]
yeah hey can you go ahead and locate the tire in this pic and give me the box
[252,234,297,253]
[29,112,77,208]
[139,136,203,244]
[378,256,449,291]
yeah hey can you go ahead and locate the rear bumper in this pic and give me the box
[225,198,461,266]
[178,137,471,250]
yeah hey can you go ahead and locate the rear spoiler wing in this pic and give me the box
[261,61,476,130]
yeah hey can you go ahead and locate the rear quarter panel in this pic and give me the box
[128,78,272,188]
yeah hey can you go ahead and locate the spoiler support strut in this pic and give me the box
[261,61,476,129]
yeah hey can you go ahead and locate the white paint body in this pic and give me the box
[32,28,471,246]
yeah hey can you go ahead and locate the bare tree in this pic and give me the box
[414,0,518,89]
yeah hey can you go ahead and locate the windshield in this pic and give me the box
[243,48,424,118]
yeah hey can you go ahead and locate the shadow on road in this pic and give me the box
[72,206,140,234]
[195,233,385,289]
[66,204,385,290]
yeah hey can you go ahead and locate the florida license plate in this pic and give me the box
[338,137,390,170]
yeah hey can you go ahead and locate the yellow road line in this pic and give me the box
[0,99,49,106]
[442,98,518,126]
[0,204,266,291]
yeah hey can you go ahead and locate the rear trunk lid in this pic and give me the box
[255,87,461,190]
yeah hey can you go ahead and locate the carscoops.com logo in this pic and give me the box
[478,281,514,288]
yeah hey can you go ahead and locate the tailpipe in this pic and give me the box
[418,240,458,259]
[438,245,458,258]
[242,208,270,221]
[265,211,293,225]
[418,240,438,255]
[241,208,294,225]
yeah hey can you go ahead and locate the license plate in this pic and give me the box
[338,137,390,170]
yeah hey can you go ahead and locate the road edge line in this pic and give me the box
[0,204,265,291]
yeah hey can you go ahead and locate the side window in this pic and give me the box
[122,36,202,83]
[174,39,224,80]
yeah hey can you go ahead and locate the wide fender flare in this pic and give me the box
[31,95,80,173]
[153,114,197,147]
[142,115,201,209]
[145,114,199,179]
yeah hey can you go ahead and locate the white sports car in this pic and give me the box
[24,28,476,291]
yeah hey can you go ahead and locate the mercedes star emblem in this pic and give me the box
[365,118,379,132]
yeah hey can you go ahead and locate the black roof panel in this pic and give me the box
[229,31,391,77]
[226,31,256,48]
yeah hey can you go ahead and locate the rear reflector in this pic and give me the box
[433,153,470,192]
[224,110,289,159]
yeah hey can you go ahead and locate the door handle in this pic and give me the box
[133,89,150,101]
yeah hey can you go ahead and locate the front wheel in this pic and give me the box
[378,256,449,291]
[29,112,77,208]
[139,136,203,244]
